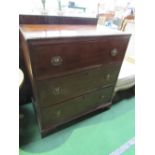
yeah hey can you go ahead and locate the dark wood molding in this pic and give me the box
[19,14,98,25]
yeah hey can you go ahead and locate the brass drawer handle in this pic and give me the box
[111,49,118,56]
[56,110,61,117]
[106,74,111,80]
[51,56,62,66]
[100,95,105,99]
[53,87,62,95]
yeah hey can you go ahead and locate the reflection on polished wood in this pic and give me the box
[20,24,131,137]
[20,24,130,40]
[19,69,24,89]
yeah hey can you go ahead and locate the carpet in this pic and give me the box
[19,97,135,155]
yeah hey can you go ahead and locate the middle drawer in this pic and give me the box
[37,63,121,107]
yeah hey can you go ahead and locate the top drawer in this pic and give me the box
[30,36,130,79]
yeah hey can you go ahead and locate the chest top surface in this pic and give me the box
[20,24,130,40]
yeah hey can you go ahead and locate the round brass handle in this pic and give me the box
[56,110,61,117]
[51,56,62,66]
[53,87,62,95]
[111,49,118,56]
[100,95,105,99]
[106,74,111,80]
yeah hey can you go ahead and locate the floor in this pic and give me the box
[19,96,135,155]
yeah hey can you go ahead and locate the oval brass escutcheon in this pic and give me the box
[51,56,63,66]
[111,48,118,56]
[100,95,105,99]
[106,74,111,80]
[56,110,61,117]
[53,87,62,95]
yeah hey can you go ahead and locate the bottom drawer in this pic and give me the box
[41,86,114,129]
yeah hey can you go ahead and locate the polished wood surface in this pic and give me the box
[41,101,112,136]
[31,35,129,79]
[41,86,114,129]
[20,24,131,137]
[20,24,130,40]
[19,15,98,105]
[19,15,98,25]
[37,64,120,107]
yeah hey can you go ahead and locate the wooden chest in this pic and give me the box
[20,24,131,137]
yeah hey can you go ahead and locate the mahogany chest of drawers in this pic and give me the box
[20,24,130,137]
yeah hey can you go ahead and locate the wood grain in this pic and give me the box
[20,24,131,137]
[37,64,121,107]
[20,24,130,40]
[41,86,114,129]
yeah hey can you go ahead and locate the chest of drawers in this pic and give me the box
[20,24,130,137]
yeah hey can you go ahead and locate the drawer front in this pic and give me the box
[37,63,121,107]
[41,86,114,128]
[31,36,130,79]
